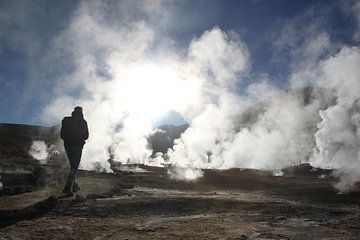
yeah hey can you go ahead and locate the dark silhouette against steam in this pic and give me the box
[60,106,89,196]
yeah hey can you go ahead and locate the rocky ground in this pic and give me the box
[1,165,360,240]
[1,122,360,239]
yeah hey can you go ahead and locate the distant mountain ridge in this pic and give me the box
[148,123,189,156]
[0,123,60,159]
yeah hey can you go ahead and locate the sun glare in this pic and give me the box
[121,64,195,120]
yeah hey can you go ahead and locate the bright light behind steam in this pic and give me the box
[121,64,195,120]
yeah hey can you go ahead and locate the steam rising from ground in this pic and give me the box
[311,47,360,192]
[28,141,48,164]
[37,1,360,191]
[167,166,204,182]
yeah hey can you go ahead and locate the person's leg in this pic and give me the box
[70,146,83,192]
[63,146,76,194]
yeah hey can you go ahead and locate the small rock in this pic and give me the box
[234,235,248,240]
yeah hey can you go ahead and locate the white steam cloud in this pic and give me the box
[29,1,360,191]
[311,47,360,192]
[168,166,204,182]
[28,140,48,164]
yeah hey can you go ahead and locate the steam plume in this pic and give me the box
[311,47,360,192]
[28,141,48,164]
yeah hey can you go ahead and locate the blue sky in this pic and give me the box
[0,0,359,125]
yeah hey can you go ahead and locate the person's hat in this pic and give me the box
[74,106,83,113]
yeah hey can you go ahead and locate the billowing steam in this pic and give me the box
[34,1,360,191]
[311,47,360,192]
[28,141,48,164]
[167,166,204,182]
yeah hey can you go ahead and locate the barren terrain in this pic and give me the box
[1,164,360,240]
[1,123,360,239]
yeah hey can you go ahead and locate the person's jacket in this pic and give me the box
[60,115,89,146]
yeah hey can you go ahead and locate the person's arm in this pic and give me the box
[83,120,89,140]
[60,119,65,140]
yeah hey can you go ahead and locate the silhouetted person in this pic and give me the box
[60,106,89,195]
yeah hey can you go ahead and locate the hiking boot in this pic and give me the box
[63,186,74,196]
[63,191,74,197]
